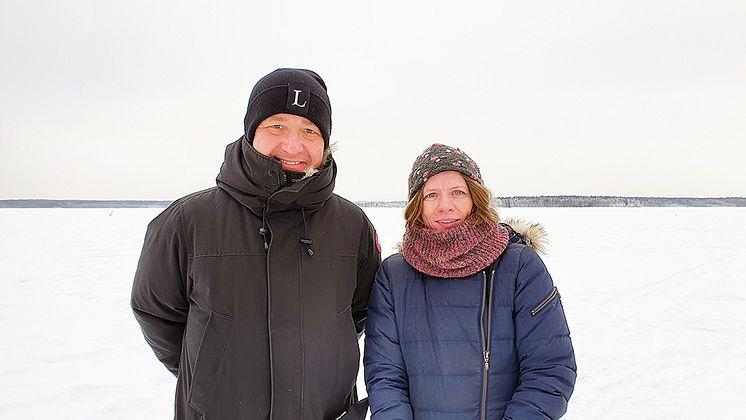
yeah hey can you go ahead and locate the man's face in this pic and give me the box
[253,113,325,173]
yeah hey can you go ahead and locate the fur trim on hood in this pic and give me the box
[502,218,548,255]
[299,142,336,180]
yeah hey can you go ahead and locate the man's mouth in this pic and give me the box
[279,159,307,170]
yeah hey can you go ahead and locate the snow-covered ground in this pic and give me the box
[1,207,744,419]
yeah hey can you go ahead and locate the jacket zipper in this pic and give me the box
[480,269,496,420]
[263,207,276,419]
[530,286,559,316]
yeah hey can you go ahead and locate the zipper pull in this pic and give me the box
[483,351,490,371]
[300,238,314,256]
[259,227,269,250]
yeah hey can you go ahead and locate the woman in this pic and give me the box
[364,143,576,419]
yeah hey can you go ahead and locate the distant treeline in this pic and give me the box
[0,200,172,208]
[497,196,746,207]
[3,197,746,208]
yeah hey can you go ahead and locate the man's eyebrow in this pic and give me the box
[296,116,312,124]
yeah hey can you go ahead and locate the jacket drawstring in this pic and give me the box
[259,206,270,250]
[299,209,314,256]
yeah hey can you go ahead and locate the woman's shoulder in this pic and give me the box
[494,242,547,278]
[380,252,410,272]
[375,253,420,289]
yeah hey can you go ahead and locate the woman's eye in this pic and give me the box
[304,128,317,134]
[271,124,283,129]
[453,190,467,196]
[424,192,437,200]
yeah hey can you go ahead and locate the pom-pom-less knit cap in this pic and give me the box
[408,143,482,199]
[243,68,332,147]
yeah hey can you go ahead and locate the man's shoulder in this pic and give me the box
[168,186,225,211]
[153,186,228,222]
[328,193,367,217]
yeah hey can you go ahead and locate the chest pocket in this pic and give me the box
[314,254,358,316]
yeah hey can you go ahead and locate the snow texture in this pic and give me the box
[1,207,744,419]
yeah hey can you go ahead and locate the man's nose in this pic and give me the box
[281,130,302,154]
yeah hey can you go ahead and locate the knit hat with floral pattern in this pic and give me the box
[407,143,482,199]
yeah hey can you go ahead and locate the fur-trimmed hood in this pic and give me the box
[502,218,548,255]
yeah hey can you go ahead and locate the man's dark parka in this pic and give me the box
[131,137,381,419]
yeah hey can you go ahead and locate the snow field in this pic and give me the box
[1,207,744,419]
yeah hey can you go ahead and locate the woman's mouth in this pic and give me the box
[436,218,461,228]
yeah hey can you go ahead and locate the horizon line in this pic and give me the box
[2,197,745,208]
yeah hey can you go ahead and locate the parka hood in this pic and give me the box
[502,218,548,255]
[215,136,336,216]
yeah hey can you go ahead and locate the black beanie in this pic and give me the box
[243,68,332,147]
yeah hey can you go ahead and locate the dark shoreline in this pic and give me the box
[2,197,745,208]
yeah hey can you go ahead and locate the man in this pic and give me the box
[131,68,381,419]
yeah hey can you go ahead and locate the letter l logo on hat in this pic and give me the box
[286,82,310,114]
[291,90,307,107]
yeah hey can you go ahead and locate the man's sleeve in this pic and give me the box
[503,247,577,419]
[352,213,382,336]
[130,204,190,376]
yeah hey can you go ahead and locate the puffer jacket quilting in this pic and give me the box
[364,243,576,419]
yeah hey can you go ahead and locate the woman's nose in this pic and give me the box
[436,196,454,212]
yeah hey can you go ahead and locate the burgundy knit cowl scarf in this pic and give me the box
[402,214,510,278]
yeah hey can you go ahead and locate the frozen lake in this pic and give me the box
[1,207,745,419]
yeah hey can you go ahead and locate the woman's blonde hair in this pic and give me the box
[404,174,500,230]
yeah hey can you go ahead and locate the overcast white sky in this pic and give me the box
[1,0,744,201]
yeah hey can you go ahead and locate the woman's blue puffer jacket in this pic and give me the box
[364,243,576,419]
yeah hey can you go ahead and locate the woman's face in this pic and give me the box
[420,171,474,232]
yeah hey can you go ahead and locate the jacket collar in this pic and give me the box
[216,136,336,216]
